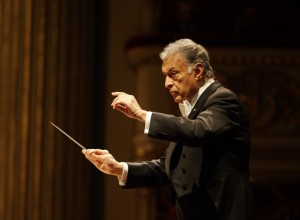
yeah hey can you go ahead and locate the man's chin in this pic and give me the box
[173,96,184,103]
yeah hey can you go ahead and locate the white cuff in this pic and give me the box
[118,162,128,186]
[144,111,152,134]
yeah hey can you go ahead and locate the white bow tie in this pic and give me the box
[179,100,192,117]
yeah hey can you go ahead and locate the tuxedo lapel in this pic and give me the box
[165,142,181,176]
[188,81,222,119]
[166,81,222,177]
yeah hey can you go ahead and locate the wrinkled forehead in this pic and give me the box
[161,53,187,73]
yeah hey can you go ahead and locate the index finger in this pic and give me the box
[82,149,108,156]
[91,149,109,156]
[111,92,127,97]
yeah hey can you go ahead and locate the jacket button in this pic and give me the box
[182,169,186,174]
[182,185,187,191]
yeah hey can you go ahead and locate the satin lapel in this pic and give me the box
[188,81,222,119]
[165,142,177,177]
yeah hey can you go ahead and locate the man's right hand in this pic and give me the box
[111,92,147,123]
[82,149,123,177]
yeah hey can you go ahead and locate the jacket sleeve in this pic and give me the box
[122,157,169,189]
[147,91,247,147]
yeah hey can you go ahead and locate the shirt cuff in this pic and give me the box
[118,162,128,186]
[144,111,152,134]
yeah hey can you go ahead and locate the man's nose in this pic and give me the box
[165,76,174,88]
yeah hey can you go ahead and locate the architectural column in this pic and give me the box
[126,45,174,220]
[140,0,161,33]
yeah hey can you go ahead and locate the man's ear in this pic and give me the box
[193,63,204,81]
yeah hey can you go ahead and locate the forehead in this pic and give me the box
[162,53,188,73]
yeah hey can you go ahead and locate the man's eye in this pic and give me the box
[169,72,178,80]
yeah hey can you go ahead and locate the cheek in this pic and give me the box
[177,78,197,97]
[174,85,188,100]
[176,78,190,92]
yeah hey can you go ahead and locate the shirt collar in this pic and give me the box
[179,78,215,117]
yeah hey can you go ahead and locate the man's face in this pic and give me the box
[162,54,202,103]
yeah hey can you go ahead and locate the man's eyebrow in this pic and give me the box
[162,66,179,76]
[165,67,176,73]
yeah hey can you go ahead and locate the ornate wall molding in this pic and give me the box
[209,47,300,185]
[211,52,300,66]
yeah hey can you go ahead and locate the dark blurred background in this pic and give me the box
[0,0,299,220]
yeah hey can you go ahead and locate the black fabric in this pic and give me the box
[170,144,183,170]
[176,187,217,220]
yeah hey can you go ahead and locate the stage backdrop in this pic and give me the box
[0,1,106,220]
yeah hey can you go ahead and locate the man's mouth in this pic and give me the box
[170,91,178,98]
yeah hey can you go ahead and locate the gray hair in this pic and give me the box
[159,39,214,80]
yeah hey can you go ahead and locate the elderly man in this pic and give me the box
[82,39,253,220]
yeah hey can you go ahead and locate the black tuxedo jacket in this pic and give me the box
[123,81,253,220]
